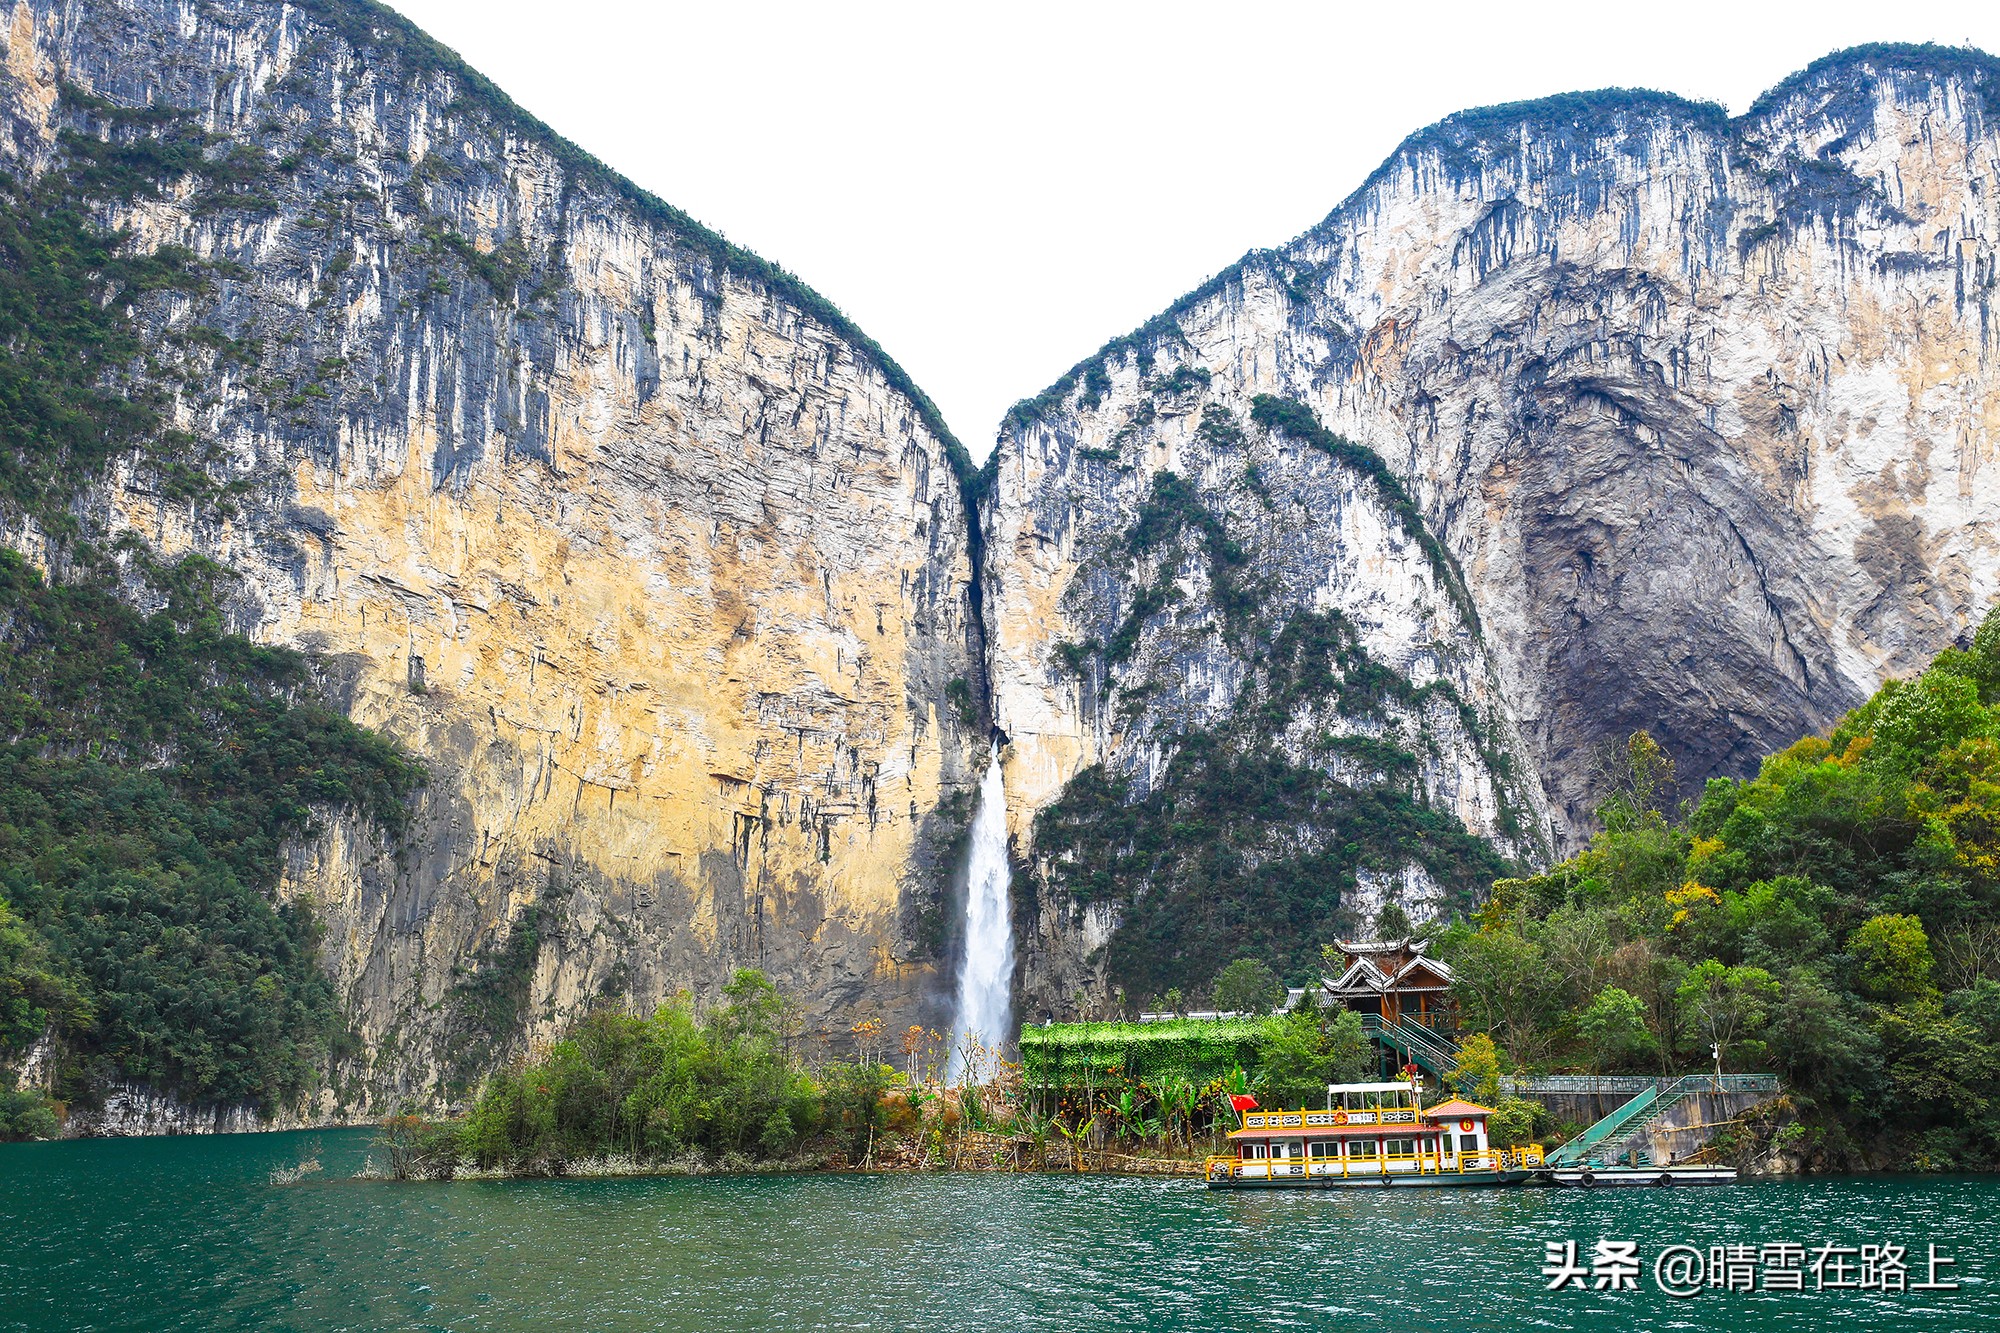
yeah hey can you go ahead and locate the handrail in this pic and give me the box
[1499,1074,1662,1095]
[1502,1072,1781,1096]
[1667,1073,1780,1094]
[1360,1015,1461,1079]
[1544,1087,1660,1166]
[1536,1072,1784,1168]
[1205,1142,1546,1181]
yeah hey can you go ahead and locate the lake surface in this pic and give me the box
[1,1129,1994,1331]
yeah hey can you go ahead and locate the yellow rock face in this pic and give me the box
[254,258,980,1087]
[0,0,982,1101]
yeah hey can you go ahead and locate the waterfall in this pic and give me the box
[947,747,1014,1083]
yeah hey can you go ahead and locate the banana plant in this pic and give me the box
[1051,1112,1097,1172]
[1113,1088,1163,1141]
[1155,1074,1199,1150]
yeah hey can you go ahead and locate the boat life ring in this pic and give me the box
[1459,1118,1475,1132]
[1331,1110,1348,1125]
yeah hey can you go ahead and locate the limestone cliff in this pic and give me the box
[0,0,982,1104]
[8,4,2000,1104]
[989,47,2000,1007]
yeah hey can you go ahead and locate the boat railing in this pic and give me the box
[1207,1143,1546,1181]
[1240,1107,1420,1131]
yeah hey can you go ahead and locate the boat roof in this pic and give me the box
[1421,1098,1496,1118]
[1327,1081,1421,1093]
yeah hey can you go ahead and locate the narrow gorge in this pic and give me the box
[0,0,1996,1126]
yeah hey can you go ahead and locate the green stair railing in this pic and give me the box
[1607,1099,1681,1167]
[1543,1087,1662,1167]
[1544,1073,1779,1168]
[1359,1015,1461,1081]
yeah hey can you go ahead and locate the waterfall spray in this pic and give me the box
[947,746,1013,1083]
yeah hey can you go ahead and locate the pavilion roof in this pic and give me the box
[1322,952,1453,995]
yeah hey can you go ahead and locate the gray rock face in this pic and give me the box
[7,1,2000,1112]
[989,51,2000,871]
[0,0,982,1108]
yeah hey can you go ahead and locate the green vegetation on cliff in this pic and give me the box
[0,89,421,1135]
[0,152,212,532]
[1033,609,1513,999]
[1248,396,1479,632]
[0,553,422,1128]
[1438,606,2000,1169]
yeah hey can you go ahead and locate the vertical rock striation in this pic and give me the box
[989,47,2000,1006]
[6,3,1999,1097]
[0,0,982,1102]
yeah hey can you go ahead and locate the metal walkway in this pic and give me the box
[1543,1074,1781,1167]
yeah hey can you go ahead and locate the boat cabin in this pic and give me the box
[1419,1097,1496,1162]
[1318,938,1454,1029]
[1225,1081,1515,1180]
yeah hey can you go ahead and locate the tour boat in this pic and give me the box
[1205,1081,1545,1188]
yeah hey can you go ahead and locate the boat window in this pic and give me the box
[1308,1141,1335,1159]
[1384,1138,1416,1157]
[1242,1143,1269,1159]
[1459,1134,1478,1153]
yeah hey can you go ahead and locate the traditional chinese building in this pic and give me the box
[1317,938,1455,1028]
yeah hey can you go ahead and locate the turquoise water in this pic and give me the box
[0,1130,1994,1331]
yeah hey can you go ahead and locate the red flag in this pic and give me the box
[1230,1093,1259,1113]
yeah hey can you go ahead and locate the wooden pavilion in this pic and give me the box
[1317,938,1455,1029]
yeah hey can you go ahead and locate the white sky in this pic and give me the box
[385,0,2000,455]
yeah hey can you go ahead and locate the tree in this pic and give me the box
[1972,605,2000,703]
[1850,914,1937,1002]
[1374,900,1414,940]
[1212,958,1284,1015]
[0,897,85,1055]
[1767,965,1881,1111]
[1576,986,1657,1072]
[1485,1096,1550,1149]
[1253,1006,1369,1107]
[1875,998,2000,1136]
[1862,670,1998,775]
[1435,923,1558,1063]
[1593,730,1678,831]
[1447,1032,1502,1104]
[1675,960,1780,1081]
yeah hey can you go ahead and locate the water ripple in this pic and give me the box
[1,1133,1995,1331]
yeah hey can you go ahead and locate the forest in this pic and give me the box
[369,969,1398,1177]
[0,554,422,1139]
[1433,606,2000,1169]
[0,83,427,1139]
